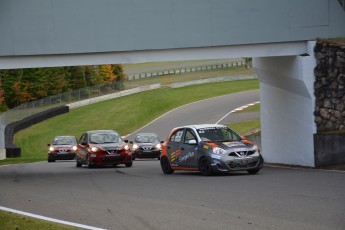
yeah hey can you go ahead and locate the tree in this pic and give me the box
[111,64,126,90]
[0,77,7,111]
[99,64,115,83]
[9,81,33,106]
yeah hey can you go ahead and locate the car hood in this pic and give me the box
[89,143,122,149]
[207,141,255,151]
[136,142,158,146]
[51,145,75,148]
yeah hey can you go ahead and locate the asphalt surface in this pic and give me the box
[0,161,344,230]
[1,89,345,230]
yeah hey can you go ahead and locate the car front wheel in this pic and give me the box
[76,157,82,167]
[160,156,174,174]
[125,161,133,167]
[85,155,93,168]
[199,157,213,176]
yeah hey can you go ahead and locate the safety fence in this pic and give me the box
[126,61,246,81]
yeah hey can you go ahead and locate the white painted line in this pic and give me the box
[216,101,260,124]
[0,206,107,230]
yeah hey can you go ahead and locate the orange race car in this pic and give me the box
[160,124,264,176]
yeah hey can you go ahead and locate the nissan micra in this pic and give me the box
[160,124,264,176]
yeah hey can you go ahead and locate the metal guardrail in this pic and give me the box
[126,61,246,81]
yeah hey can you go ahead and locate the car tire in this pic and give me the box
[247,168,260,174]
[85,155,93,168]
[157,156,160,160]
[48,158,55,163]
[125,161,133,167]
[160,156,174,174]
[76,157,82,167]
[199,157,213,176]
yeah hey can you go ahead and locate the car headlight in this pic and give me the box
[132,144,139,150]
[250,145,259,153]
[49,147,54,152]
[91,147,100,152]
[72,146,77,151]
[124,144,129,151]
[213,147,227,155]
[155,143,161,150]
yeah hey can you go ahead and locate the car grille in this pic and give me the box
[228,160,258,169]
[228,150,255,157]
[53,149,73,153]
[140,146,154,151]
[100,155,125,163]
[105,149,118,154]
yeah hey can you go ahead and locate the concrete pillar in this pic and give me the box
[253,42,316,167]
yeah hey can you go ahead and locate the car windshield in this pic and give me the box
[135,135,158,143]
[52,137,75,145]
[89,132,120,144]
[197,127,241,142]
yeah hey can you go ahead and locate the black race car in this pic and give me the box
[130,133,161,160]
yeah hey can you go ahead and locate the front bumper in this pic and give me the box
[211,155,264,172]
[132,150,161,158]
[90,154,132,165]
[48,152,75,160]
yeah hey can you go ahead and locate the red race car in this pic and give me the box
[76,130,132,168]
[48,136,78,162]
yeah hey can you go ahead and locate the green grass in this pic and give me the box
[124,66,254,88]
[0,79,259,166]
[0,210,80,230]
[227,119,261,135]
[227,102,260,135]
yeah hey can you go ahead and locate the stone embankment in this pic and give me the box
[314,42,345,132]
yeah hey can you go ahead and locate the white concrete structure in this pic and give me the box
[254,42,317,167]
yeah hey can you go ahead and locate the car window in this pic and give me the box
[169,129,184,143]
[52,137,75,145]
[89,132,120,144]
[184,129,197,144]
[135,135,158,143]
[197,127,241,142]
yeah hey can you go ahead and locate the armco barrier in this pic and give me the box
[5,106,69,158]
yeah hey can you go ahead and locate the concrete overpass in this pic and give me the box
[0,0,345,166]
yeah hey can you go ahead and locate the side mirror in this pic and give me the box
[80,141,87,146]
[188,140,197,145]
[124,140,129,143]
[160,141,164,144]
[241,136,246,140]
[47,144,51,146]
[129,141,133,144]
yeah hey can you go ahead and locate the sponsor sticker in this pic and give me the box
[203,145,209,149]
[211,154,221,159]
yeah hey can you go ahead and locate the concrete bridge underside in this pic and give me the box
[1,0,345,166]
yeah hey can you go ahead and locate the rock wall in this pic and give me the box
[314,42,345,132]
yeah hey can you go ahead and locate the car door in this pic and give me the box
[77,133,88,162]
[179,128,198,169]
[166,128,184,167]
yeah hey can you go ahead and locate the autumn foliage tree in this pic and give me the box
[0,78,7,111]
[0,64,126,109]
